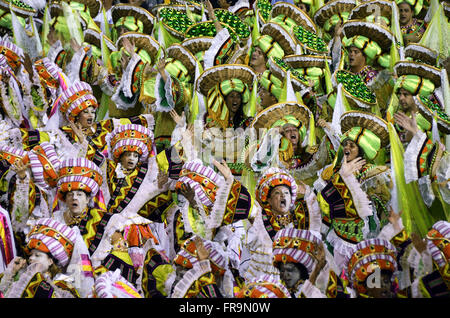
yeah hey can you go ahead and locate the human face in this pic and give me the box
[366,271,394,298]
[342,139,360,162]
[120,151,140,171]
[28,249,54,272]
[258,86,277,109]
[65,190,89,215]
[75,106,96,129]
[282,124,300,151]
[279,262,302,289]
[398,2,414,26]
[268,185,292,215]
[397,88,415,113]
[225,91,242,115]
[250,47,266,69]
[348,47,366,72]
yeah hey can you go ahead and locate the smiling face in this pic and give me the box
[282,124,301,152]
[398,2,414,26]
[348,46,366,73]
[75,106,96,129]
[120,151,140,171]
[65,190,89,215]
[28,249,54,272]
[342,139,361,162]
[267,185,292,215]
[225,91,243,115]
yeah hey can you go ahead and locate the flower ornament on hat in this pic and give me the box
[272,228,323,275]
[24,218,77,267]
[57,157,103,200]
[107,123,155,164]
[93,269,142,298]
[255,167,298,209]
[236,274,291,298]
[173,235,228,276]
[58,81,98,123]
[426,221,450,271]
[344,238,398,295]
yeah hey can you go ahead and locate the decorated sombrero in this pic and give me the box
[195,64,256,98]
[236,274,291,298]
[394,61,442,97]
[259,21,298,57]
[332,69,378,110]
[83,28,117,55]
[0,0,37,18]
[272,228,323,274]
[259,70,283,101]
[57,157,103,200]
[0,145,28,166]
[166,43,197,81]
[268,56,309,92]
[65,45,97,84]
[117,32,162,65]
[107,124,155,164]
[25,218,77,267]
[283,54,331,92]
[292,24,328,55]
[414,95,450,134]
[348,0,393,26]
[213,8,251,40]
[93,269,142,298]
[255,167,298,209]
[344,238,397,295]
[342,20,395,68]
[404,44,439,67]
[313,0,356,40]
[111,3,155,35]
[270,1,317,33]
[340,110,390,160]
[173,236,228,276]
[58,81,98,122]
[426,221,450,271]
[251,101,312,131]
[181,36,213,63]
[70,0,102,19]
[157,5,197,41]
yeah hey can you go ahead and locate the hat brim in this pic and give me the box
[166,43,197,77]
[84,28,117,52]
[348,0,393,21]
[260,22,297,56]
[404,44,438,66]
[415,96,450,134]
[394,61,442,88]
[283,54,331,68]
[182,36,214,56]
[313,0,356,27]
[195,64,256,97]
[251,101,312,131]
[111,4,155,35]
[343,20,394,52]
[0,0,36,17]
[268,57,309,92]
[333,69,378,110]
[340,110,389,148]
[270,1,317,33]
[117,32,162,64]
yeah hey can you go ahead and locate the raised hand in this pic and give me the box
[212,159,233,182]
[394,111,418,136]
[157,169,169,188]
[69,120,86,145]
[194,236,210,261]
[169,110,185,127]
[11,160,30,181]
[388,208,403,233]
[340,156,366,178]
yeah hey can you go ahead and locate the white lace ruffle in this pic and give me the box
[404,130,427,184]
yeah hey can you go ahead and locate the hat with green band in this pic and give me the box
[259,70,283,101]
[395,0,423,16]
[83,28,117,60]
[111,3,155,35]
[342,20,395,69]
[157,5,197,42]
[314,0,356,41]
[268,56,310,93]
[116,32,162,66]
[332,69,377,110]
[166,43,197,83]
[213,9,251,41]
[393,61,442,97]
[270,1,317,33]
[256,21,297,60]
[340,110,389,161]
[196,64,256,129]
[414,95,450,134]
[255,0,273,24]
[181,36,213,63]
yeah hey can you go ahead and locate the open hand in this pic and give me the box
[212,159,233,182]
[340,156,366,178]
